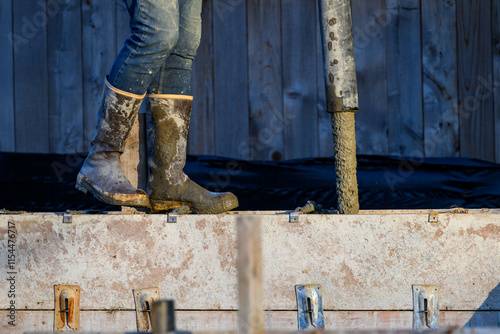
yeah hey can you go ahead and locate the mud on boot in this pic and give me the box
[146,95,238,214]
[76,78,150,208]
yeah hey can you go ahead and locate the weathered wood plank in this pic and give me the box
[120,114,148,194]
[385,0,423,157]
[3,1,500,161]
[115,0,130,56]
[247,0,284,161]
[1,213,499,311]
[13,0,49,153]
[213,0,249,159]
[421,0,459,158]
[493,0,500,164]
[2,310,500,333]
[189,0,216,156]
[82,0,117,152]
[351,0,389,155]
[281,0,319,160]
[457,0,495,162]
[0,0,15,152]
[47,0,84,154]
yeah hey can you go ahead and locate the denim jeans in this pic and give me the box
[108,0,202,96]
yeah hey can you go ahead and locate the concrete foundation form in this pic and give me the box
[1,210,499,332]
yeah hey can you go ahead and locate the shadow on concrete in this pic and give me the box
[464,283,500,327]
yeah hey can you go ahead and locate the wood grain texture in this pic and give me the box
[493,0,500,164]
[115,0,130,56]
[213,0,249,159]
[247,0,284,161]
[456,0,495,162]
[0,0,15,152]
[351,0,389,155]
[82,0,116,152]
[121,114,148,193]
[281,0,319,160]
[421,0,459,158]
[47,0,84,154]
[13,0,49,153]
[2,310,499,333]
[2,1,500,162]
[385,0,423,157]
[189,0,216,156]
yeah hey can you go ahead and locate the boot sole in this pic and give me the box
[150,196,239,214]
[76,174,150,208]
[150,200,191,213]
[191,196,239,214]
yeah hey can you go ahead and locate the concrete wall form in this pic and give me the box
[0,210,499,332]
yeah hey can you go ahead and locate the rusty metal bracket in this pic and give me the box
[429,212,439,223]
[134,287,161,332]
[295,284,324,330]
[289,212,300,223]
[167,213,177,224]
[54,285,80,331]
[62,213,73,224]
[413,285,440,329]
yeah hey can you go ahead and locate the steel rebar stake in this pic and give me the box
[319,0,360,214]
[237,215,264,334]
[151,299,176,334]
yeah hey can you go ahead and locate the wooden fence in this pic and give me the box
[0,0,499,163]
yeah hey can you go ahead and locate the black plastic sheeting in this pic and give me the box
[0,152,499,212]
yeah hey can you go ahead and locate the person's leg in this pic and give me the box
[145,0,239,213]
[147,0,202,95]
[76,0,183,207]
[76,82,150,207]
[109,0,181,95]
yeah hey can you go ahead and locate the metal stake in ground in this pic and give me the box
[237,215,264,334]
[319,0,360,214]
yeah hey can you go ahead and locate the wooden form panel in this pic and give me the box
[0,0,15,152]
[456,0,495,162]
[351,0,390,156]
[493,0,500,163]
[385,0,423,157]
[212,0,249,159]
[1,0,500,163]
[421,0,459,158]
[81,0,117,152]
[47,0,83,154]
[281,0,319,160]
[189,0,216,156]
[12,0,49,153]
[247,0,284,161]
[0,213,498,311]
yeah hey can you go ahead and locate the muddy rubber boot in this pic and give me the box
[146,95,239,213]
[76,78,150,208]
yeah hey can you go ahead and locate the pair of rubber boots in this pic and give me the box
[76,78,238,214]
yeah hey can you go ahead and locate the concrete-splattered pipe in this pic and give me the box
[319,0,360,214]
